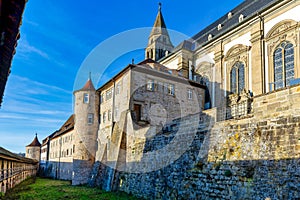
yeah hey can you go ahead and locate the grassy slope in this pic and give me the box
[2,177,139,200]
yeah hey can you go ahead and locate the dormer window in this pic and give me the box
[217,24,223,31]
[83,93,89,103]
[228,12,233,19]
[239,14,244,23]
[208,34,213,41]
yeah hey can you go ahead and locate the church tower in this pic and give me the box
[145,3,174,61]
[72,76,99,185]
[25,134,41,161]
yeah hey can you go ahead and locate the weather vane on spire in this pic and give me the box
[89,72,91,80]
[159,2,162,11]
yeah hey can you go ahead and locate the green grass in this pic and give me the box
[2,177,139,200]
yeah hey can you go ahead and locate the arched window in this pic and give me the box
[230,67,237,94]
[201,76,211,109]
[230,62,245,94]
[273,41,294,90]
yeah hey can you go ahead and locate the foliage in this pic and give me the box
[3,177,139,200]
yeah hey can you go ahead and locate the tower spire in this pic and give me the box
[145,3,174,61]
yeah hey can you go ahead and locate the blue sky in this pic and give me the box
[0,0,243,153]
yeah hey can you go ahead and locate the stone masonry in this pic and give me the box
[90,84,300,199]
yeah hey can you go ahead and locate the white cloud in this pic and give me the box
[17,37,49,59]
[0,75,73,153]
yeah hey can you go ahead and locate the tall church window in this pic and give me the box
[273,41,294,90]
[230,62,245,94]
[200,76,211,109]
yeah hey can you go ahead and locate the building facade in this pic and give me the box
[38,0,300,198]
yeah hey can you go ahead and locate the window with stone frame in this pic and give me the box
[83,93,89,103]
[115,107,119,119]
[168,84,175,96]
[266,20,299,92]
[187,89,193,100]
[106,88,113,100]
[88,113,94,124]
[147,79,155,91]
[273,41,294,90]
[100,94,105,103]
[103,112,106,123]
[230,62,245,94]
[116,82,121,95]
[108,110,112,121]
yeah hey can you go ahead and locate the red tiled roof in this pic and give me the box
[81,79,95,90]
[26,135,41,147]
[52,115,74,139]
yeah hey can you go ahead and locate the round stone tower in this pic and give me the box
[25,133,41,161]
[72,77,99,185]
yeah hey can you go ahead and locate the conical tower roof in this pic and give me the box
[74,74,96,93]
[81,78,95,91]
[26,134,41,147]
[150,3,169,36]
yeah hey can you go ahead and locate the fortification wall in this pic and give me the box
[105,85,300,199]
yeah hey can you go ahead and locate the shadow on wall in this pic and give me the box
[39,161,73,181]
[89,81,300,199]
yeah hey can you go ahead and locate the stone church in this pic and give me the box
[34,0,300,199]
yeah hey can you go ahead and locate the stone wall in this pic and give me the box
[90,85,300,199]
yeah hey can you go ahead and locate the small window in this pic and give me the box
[100,94,105,103]
[168,84,175,96]
[228,12,233,19]
[208,34,213,41]
[108,110,111,121]
[115,107,119,119]
[116,82,121,95]
[187,89,193,100]
[83,93,89,103]
[106,88,113,100]
[147,80,155,91]
[88,113,94,124]
[103,112,106,123]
